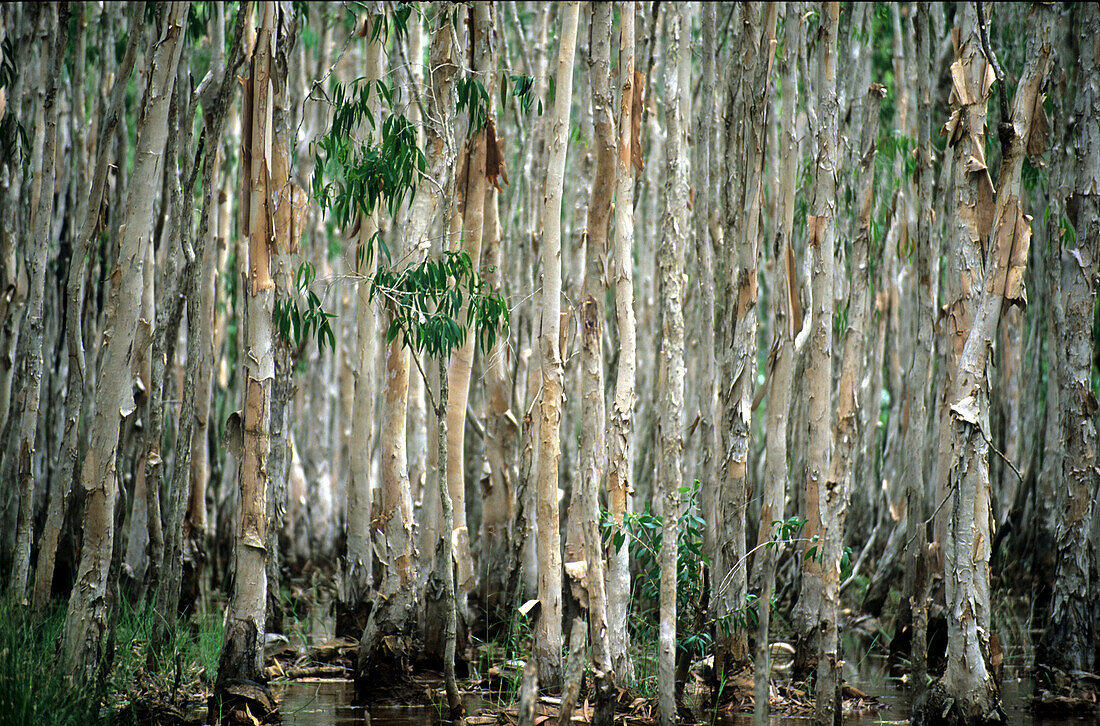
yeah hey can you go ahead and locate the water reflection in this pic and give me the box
[272,662,1094,725]
[274,680,445,726]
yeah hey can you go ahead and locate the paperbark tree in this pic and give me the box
[927,4,1056,723]
[716,1,777,684]
[607,0,637,684]
[216,0,279,700]
[755,5,803,720]
[32,2,145,615]
[794,1,838,682]
[657,5,689,724]
[817,79,884,725]
[1038,0,1100,678]
[10,1,66,599]
[900,1,934,703]
[579,4,616,724]
[155,0,245,650]
[402,3,459,666]
[445,1,494,626]
[533,0,579,688]
[358,3,444,686]
[339,2,383,641]
[61,0,189,684]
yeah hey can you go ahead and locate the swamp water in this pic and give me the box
[268,651,1100,726]
[272,659,1096,725]
[271,602,1095,724]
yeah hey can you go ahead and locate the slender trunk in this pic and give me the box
[446,0,494,627]
[407,1,459,663]
[716,2,777,684]
[580,5,615,723]
[482,185,517,621]
[1038,1,1100,676]
[10,2,66,599]
[696,0,719,590]
[817,79,884,726]
[340,5,383,640]
[755,5,803,720]
[901,0,934,704]
[533,0,579,688]
[607,0,637,685]
[216,1,277,698]
[61,1,188,684]
[657,6,689,724]
[358,3,426,683]
[794,1,838,683]
[438,365,462,717]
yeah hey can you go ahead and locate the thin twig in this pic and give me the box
[976,2,1009,125]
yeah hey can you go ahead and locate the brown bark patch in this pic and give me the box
[484,117,509,193]
[631,71,645,171]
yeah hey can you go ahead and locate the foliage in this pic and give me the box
[306,33,510,369]
[0,36,29,168]
[457,77,491,136]
[501,74,537,116]
[373,251,509,358]
[312,78,426,227]
[274,261,337,353]
[603,480,711,659]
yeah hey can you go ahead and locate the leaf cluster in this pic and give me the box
[313,78,426,228]
[274,260,337,353]
[602,480,711,656]
[372,250,509,360]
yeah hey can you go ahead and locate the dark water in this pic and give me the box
[273,667,1096,725]
[272,609,1095,725]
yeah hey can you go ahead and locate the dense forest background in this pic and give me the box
[0,2,1098,726]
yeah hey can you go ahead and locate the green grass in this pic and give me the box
[0,593,224,726]
[109,594,224,697]
[0,597,104,726]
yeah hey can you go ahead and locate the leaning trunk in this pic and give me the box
[61,1,188,684]
[928,5,1055,723]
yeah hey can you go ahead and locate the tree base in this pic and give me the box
[209,678,279,725]
[335,598,372,641]
[919,679,1005,725]
[354,599,422,703]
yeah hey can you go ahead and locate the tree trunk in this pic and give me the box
[216,1,277,702]
[927,4,1056,723]
[580,5,616,723]
[900,0,934,704]
[156,0,242,647]
[61,0,188,684]
[482,184,518,622]
[33,2,143,614]
[657,6,689,723]
[1038,1,1100,677]
[339,4,383,641]
[794,1,838,683]
[533,0,579,689]
[817,78,884,726]
[445,1,494,629]
[755,5,803,720]
[358,2,433,686]
[607,0,637,685]
[10,1,66,599]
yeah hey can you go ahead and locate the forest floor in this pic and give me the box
[4,576,1099,725]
